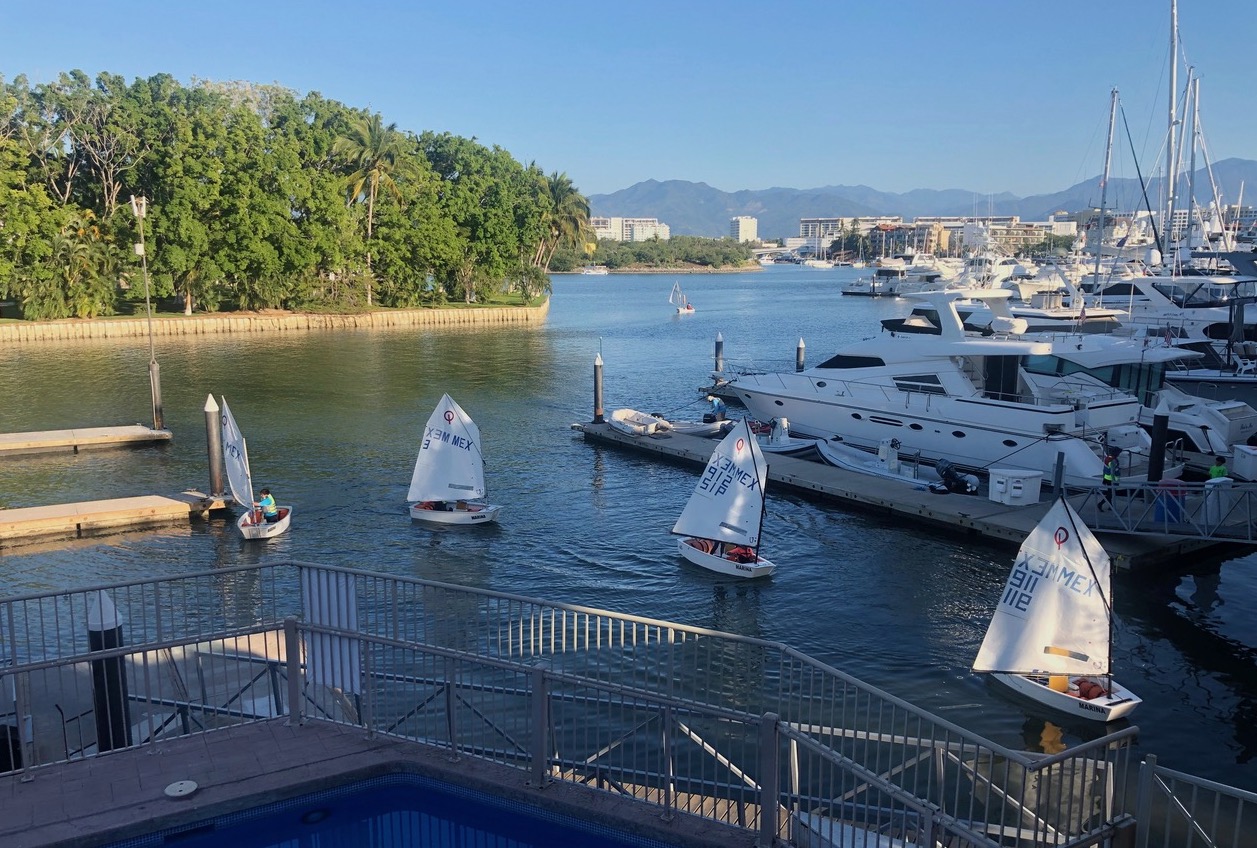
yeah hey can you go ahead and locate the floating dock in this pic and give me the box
[0,425,172,456]
[0,492,229,549]
[576,422,1222,570]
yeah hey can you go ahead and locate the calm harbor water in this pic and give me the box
[1,264,1255,792]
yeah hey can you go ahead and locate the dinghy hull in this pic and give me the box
[238,507,292,540]
[677,537,775,579]
[409,502,502,525]
[992,672,1141,722]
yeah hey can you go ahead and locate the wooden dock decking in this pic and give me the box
[0,425,172,456]
[0,492,228,548]
[577,422,1216,570]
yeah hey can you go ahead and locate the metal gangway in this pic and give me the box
[1066,477,1257,543]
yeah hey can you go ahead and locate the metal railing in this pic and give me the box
[0,562,1247,846]
[1134,755,1257,848]
[1067,478,1257,542]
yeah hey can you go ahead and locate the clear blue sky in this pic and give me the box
[2,0,1249,199]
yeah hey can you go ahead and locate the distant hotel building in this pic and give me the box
[797,215,1077,256]
[591,216,671,242]
[730,216,758,243]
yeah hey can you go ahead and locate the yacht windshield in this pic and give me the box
[1151,279,1257,308]
[1023,354,1167,406]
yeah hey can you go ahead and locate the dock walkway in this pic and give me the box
[0,425,171,456]
[0,492,227,548]
[577,422,1220,570]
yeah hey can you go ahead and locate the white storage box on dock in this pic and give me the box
[988,468,1043,505]
[1231,445,1257,481]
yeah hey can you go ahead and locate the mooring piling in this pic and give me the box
[204,394,225,497]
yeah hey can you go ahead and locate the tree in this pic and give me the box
[333,113,411,306]
[533,171,590,271]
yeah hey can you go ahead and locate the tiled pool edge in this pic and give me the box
[2,719,755,848]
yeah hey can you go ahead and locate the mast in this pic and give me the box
[752,439,768,561]
[1092,89,1119,283]
[1186,75,1200,253]
[1164,0,1178,259]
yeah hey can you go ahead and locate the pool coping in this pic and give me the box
[1,718,757,848]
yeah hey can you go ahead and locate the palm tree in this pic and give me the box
[535,172,591,271]
[333,113,409,306]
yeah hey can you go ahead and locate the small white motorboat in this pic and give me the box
[815,438,977,493]
[608,408,673,436]
[754,418,820,457]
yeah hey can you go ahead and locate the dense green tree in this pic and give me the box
[1,71,565,319]
[333,113,412,306]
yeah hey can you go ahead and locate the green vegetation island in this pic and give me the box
[0,72,753,326]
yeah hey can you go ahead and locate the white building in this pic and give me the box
[591,216,672,242]
[730,216,758,243]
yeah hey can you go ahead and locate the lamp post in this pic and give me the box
[130,195,164,430]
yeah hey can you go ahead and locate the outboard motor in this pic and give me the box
[770,417,790,444]
[934,459,980,495]
[878,437,901,473]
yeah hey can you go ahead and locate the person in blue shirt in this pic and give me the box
[706,394,727,421]
[256,488,279,523]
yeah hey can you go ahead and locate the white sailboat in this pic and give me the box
[407,393,502,525]
[973,497,1140,722]
[220,397,292,540]
[671,419,776,578]
[669,281,694,313]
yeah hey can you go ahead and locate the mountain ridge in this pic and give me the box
[589,159,1257,239]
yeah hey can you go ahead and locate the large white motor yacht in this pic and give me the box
[724,289,1197,488]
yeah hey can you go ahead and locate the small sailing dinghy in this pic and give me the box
[407,393,502,525]
[220,397,292,540]
[671,419,776,578]
[669,281,694,313]
[973,496,1140,722]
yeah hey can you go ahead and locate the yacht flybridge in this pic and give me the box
[726,289,1194,488]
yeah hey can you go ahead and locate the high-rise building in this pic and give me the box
[591,216,671,242]
[730,216,758,243]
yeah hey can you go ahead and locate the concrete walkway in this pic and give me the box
[0,719,753,848]
[0,426,171,456]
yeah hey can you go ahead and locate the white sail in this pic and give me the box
[220,397,254,508]
[407,393,486,502]
[973,498,1112,677]
[669,282,688,309]
[671,419,766,547]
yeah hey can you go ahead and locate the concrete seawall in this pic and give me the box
[0,299,550,343]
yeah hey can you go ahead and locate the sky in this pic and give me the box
[2,0,1250,199]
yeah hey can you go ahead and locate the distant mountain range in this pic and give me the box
[589,158,1257,239]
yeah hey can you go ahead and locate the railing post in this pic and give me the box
[284,617,302,726]
[530,668,550,788]
[360,640,374,738]
[15,671,34,782]
[757,712,780,848]
[1133,754,1155,848]
[444,655,460,761]
[660,705,675,822]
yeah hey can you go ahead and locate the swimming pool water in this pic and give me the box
[106,773,685,848]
